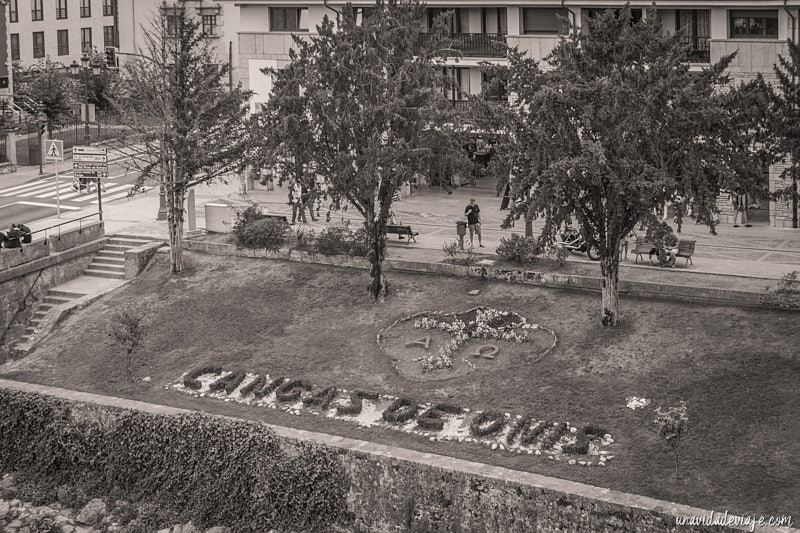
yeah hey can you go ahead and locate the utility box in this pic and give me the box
[456,221,467,236]
[205,202,233,233]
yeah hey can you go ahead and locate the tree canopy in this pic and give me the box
[258,0,469,301]
[489,6,772,326]
[114,0,252,273]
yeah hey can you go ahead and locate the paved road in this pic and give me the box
[0,159,151,230]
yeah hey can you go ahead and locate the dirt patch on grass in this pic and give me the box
[2,251,799,518]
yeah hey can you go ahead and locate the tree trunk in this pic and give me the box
[167,185,186,274]
[367,220,389,302]
[600,254,621,327]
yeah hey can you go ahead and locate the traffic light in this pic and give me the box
[105,47,118,70]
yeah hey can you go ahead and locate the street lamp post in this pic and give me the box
[70,53,101,145]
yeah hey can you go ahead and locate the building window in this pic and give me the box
[9,0,18,23]
[523,8,567,34]
[482,8,507,34]
[270,7,308,31]
[58,29,70,55]
[585,8,643,25]
[355,7,376,25]
[202,15,217,36]
[166,14,180,37]
[57,0,68,19]
[677,10,711,62]
[443,67,470,101]
[104,25,115,47]
[428,8,469,33]
[80,0,91,18]
[81,27,92,52]
[33,32,45,58]
[730,10,779,38]
[32,0,44,21]
[103,0,113,16]
[10,34,20,61]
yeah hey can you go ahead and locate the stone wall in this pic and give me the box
[48,222,104,254]
[0,381,791,533]
[0,242,49,271]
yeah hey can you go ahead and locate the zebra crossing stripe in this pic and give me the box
[34,185,74,198]
[72,184,132,202]
[0,178,56,195]
[0,181,57,196]
[90,186,152,204]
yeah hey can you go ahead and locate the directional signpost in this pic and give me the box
[73,146,108,221]
[45,140,64,217]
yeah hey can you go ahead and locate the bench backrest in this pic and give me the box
[677,239,696,255]
[633,239,653,252]
[386,225,412,234]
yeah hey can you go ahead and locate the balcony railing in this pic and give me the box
[417,32,507,58]
[682,35,710,63]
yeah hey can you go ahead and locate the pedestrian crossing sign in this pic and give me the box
[45,139,64,162]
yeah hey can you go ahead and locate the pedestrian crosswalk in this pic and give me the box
[0,176,151,205]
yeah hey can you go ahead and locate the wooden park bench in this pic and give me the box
[675,239,696,266]
[385,224,419,244]
[632,239,654,264]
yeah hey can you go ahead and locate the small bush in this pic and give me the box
[302,386,338,410]
[336,392,363,416]
[275,379,312,402]
[255,377,285,399]
[540,422,568,450]
[293,228,317,252]
[239,375,266,397]
[496,234,543,266]
[520,420,549,445]
[442,240,477,265]
[315,224,370,257]
[234,217,288,250]
[469,410,506,437]
[183,366,222,390]
[382,398,419,424]
[562,428,591,455]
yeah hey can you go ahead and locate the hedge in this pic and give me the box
[0,389,350,533]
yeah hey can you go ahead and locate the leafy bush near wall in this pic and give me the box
[315,225,370,257]
[495,234,544,266]
[0,389,350,533]
[233,217,289,250]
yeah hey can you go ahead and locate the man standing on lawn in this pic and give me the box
[465,198,483,247]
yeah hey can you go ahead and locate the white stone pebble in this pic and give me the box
[568,459,576,465]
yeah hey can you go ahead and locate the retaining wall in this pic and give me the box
[183,240,798,310]
[0,381,793,533]
[48,221,104,253]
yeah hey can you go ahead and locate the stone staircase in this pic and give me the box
[84,235,152,279]
[15,290,86,346]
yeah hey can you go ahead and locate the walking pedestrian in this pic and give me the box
[289,180,306,224]
[732,192,751,227]
[464,198,483,247]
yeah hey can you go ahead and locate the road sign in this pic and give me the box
[45,140,64,162]
[72,162,109,170]
[73,154,108,163]
[73,171,109,179]
[73,146,108,156]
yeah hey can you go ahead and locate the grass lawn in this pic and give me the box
[2,251,798,518]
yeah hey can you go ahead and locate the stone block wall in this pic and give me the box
[0,241,49,271]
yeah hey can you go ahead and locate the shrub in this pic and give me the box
[540,422,568,450]
[302,386,337,410]
[506,416,531,445]
[255,377,285,399]
[275,379,312,402]
[583,424,607,437]
[336,391,379,416]
[469,410,506,437]
[496,234,543,266]
[208,371,247,395]
[562,429,590,455]
[520,419,548,446]
[239,375,266,397]
[293,228,317,252]
[442,240,477,265]
[315,224,370,257]
[382,398,419,424]
[183,366,222,390]
[109,307,146,383]
[0,389,350,533]
[232,210,288,250]
[417,408,445,431]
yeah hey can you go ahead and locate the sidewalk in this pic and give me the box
[23,177,800,290]
[0,147,135,190]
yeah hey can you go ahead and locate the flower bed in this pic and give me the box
[173,366,614,466]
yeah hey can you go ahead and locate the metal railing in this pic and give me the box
[682,35,710,63]
[29,212,102,244]
[416,32,507,58]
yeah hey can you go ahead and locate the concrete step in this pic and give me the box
[113,234,158,242]
[107,237,151,247]
[42,296,71,305]
[96,250,124,258]
[24,327,36,335]
[88,262,124,272]
[47,290,85,299]
[84,269,125,279]
[103,244,132,253]
[37,303,53,312]
[33,311,47,320]
[16,335,30,345]
[92,256,125,266]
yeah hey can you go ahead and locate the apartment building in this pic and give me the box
[116,0,238,82]
[228,1,800,228]
[6,0,119,66]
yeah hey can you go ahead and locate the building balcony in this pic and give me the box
[417,32,507,58]
[682,36,710,63]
